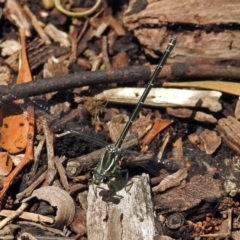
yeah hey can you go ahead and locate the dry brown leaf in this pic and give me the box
[199,129,221,154]
[108,114,129,143]
[170,137,188,168]
[152,168,188,193]
[131,114,153,139]
[141,118,172,147]
[23,186,75,229]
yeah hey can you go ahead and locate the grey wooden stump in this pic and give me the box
[87,173,156,240]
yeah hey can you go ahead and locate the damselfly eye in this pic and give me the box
[102,176,109,183]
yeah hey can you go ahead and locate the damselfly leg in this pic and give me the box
[92,168,130,202]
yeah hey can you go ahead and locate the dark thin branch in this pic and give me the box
[0,63,239,103]
[165,63,240,80]
[1,65,151,102]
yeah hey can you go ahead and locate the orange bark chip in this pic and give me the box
[0,109,29,154]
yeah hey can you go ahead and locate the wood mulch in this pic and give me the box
[0,0,240,239]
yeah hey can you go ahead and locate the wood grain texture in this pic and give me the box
[123,0,240,63]
[124,0,240,29]
[87,174,156,240]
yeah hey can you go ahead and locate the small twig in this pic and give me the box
[0,208,54,224]
[55,156,69,191]
[42,119,55,169]
[41,118,56,184]
[91,53,103,71]
[0,65,150,102]
[68,18,90,68]
[102,36,111,69]
[157,132,170,162]
[23,5,51,45]
[68,183,87,195]
[71,174,88,182]
[0,202,28,229]
[27,165,48,187]
[32,135,46,175]
[67,28,78,67]
[77,18,89,42]
[17,221,65,236]
[15,169,47,202]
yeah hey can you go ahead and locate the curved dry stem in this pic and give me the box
[54,0,102,17]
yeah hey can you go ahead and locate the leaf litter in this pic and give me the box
[0,1,240,239]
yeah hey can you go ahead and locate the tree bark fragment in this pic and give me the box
[123,0,240,63]
[87,174,156,240]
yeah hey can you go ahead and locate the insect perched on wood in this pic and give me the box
[92,36,177,197]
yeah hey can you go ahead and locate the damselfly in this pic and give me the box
[92,37,177,196]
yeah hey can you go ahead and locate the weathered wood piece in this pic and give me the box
[217,116,240,154]
[87,174,156,240]
[123,0,240,63]
[95,88,222,112]
[124,0,240,29]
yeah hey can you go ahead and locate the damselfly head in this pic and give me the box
[92,170,109,185]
